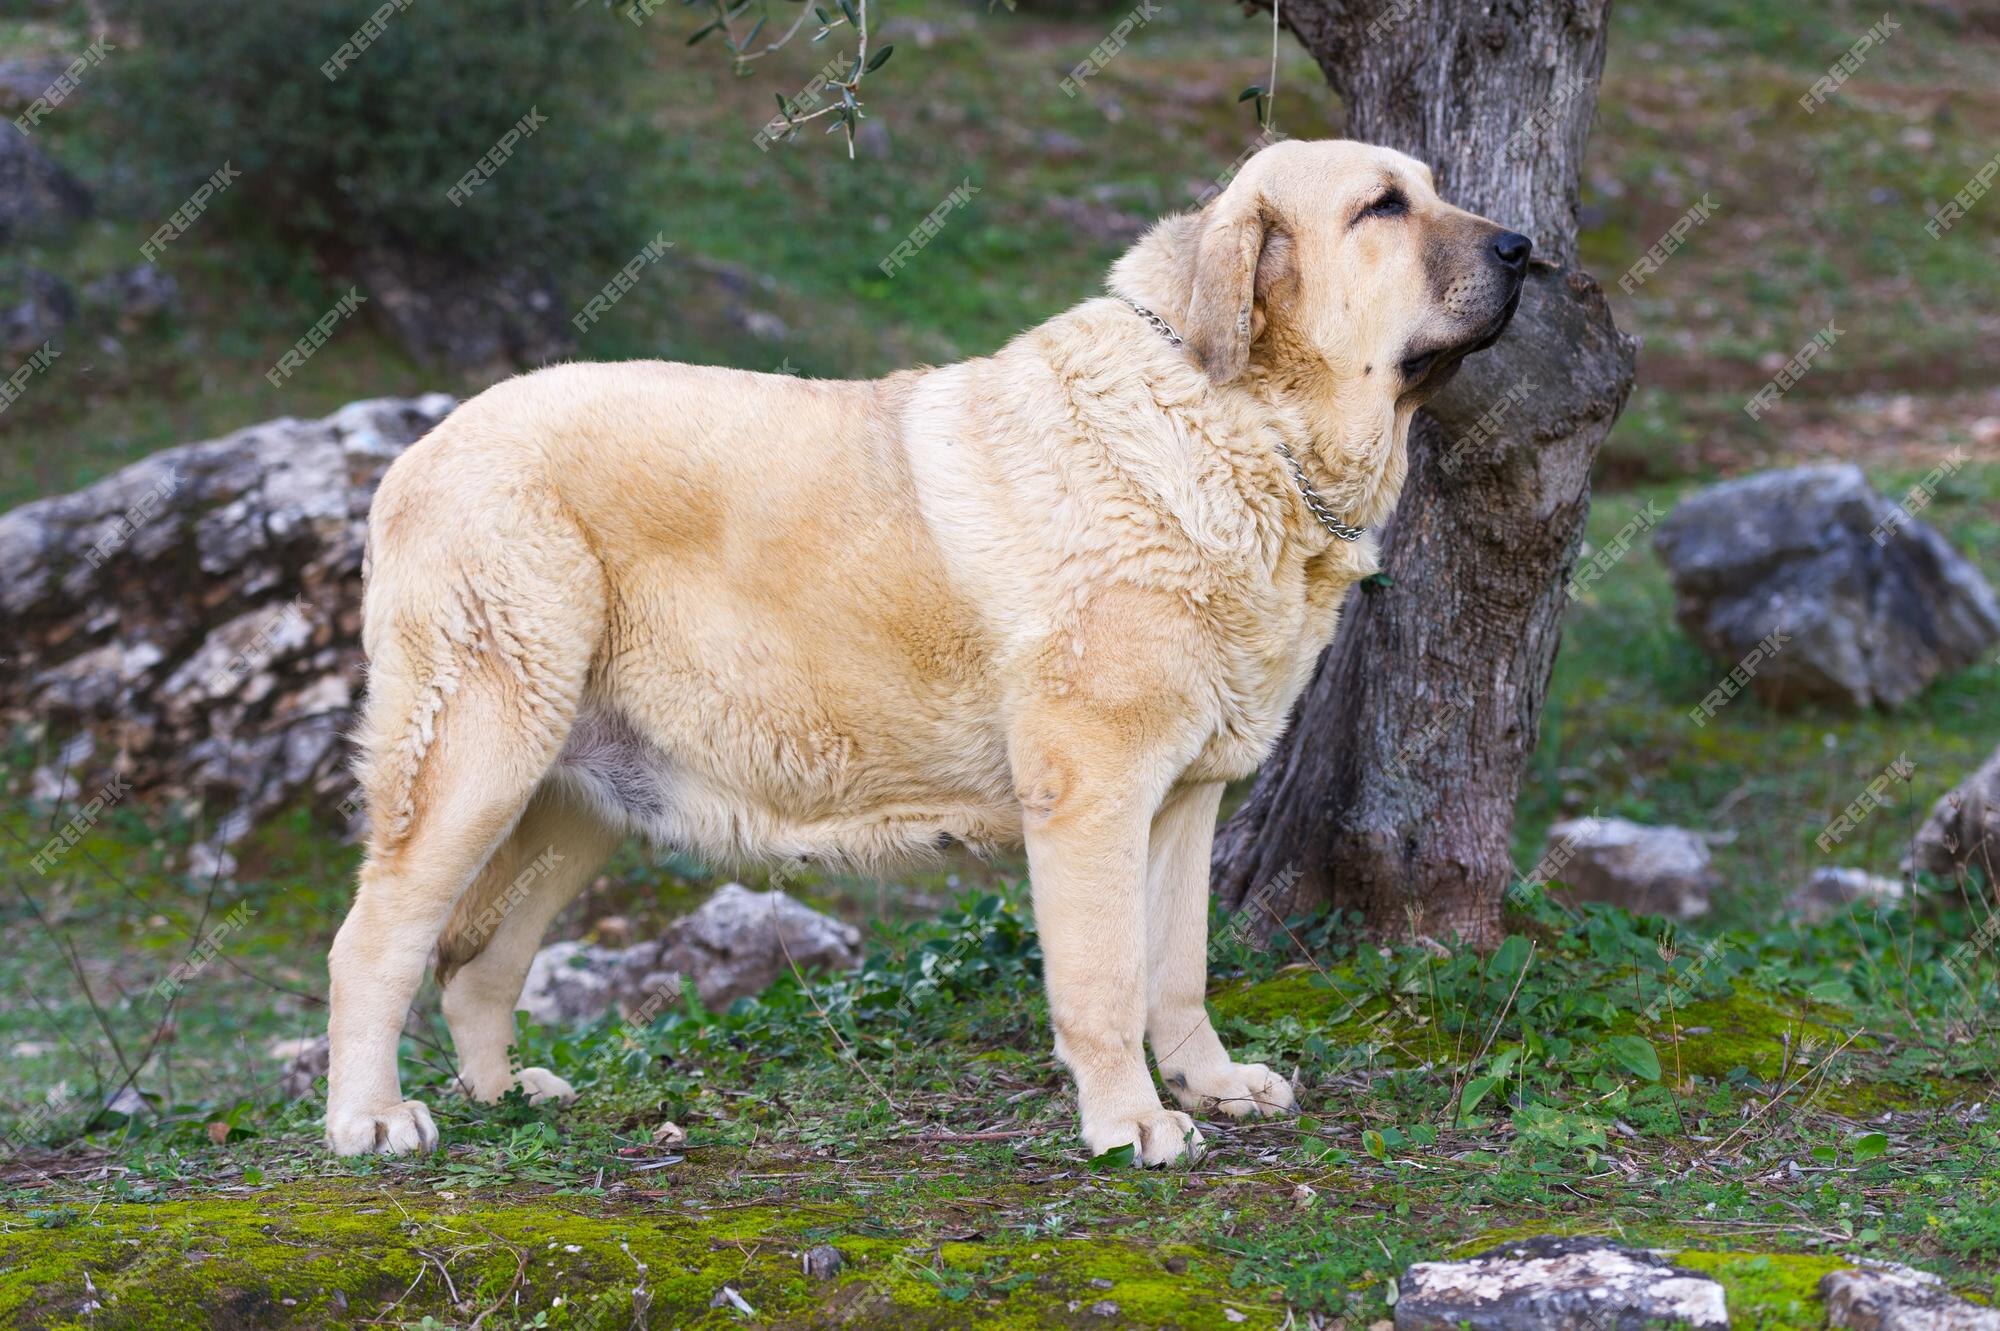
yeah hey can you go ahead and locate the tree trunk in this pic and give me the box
[1212,0,1640,945]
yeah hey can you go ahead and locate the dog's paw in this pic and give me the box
[1168,1062,1296,1119]
[325,1099,439,1156]
[1084,1108,1206,1167]
[515,1067,577,1105]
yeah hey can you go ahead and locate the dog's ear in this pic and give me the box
[1184,197,1292,384]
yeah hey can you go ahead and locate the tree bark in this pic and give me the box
[1212,0,1640,946]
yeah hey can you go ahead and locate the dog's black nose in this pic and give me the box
[1491,231,1532,272]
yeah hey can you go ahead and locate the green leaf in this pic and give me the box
[1606,1034,1662,1082]
[865,43,893,72]
[836,0,857,25]
[1361,1128,1388,1161]
[1237,85,1265,102]
[1088,1143,1135,1170]
[686,18,722,43]
[1852,1131,1889,1161]
[1491,934,1533,984]
[1460,1076,1501,1119]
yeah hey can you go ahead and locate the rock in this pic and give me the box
[0,394,456,847]
[271,1035,330,1101]
[0,126,91,242]
[1540,817,1717,919]
[518,885,864,1026]
[1822,1261,2000,1330]
[0,265,73,355]
[1908,744,2000,887]
[518,940,625,1028]
[631,882,865,1009]
[1787,867,1907,923]
[350,249,570,371]
[82,264,179,326]
[1395,1236,1728,1330]
[1653,464,2000,710]
[0,56,67,114]
[802,1245,845,1281]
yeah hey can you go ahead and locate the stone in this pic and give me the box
[517,940,625,1029]
[0,127,91,241]
[634,882,864,1009]
[82,264,180,326]
[1395,1236,1727,1330]
[350,248,570,371]
[0,394,455,850]
[271,1035,330,1101]
[1653,464,2000,711]
[1822,1261,2000,1330]
[1908,744,2000,887]
[1541,817,1717,919]
[517,885,864,1027]
[0,265,73,355]
[802,1245,845,1281]
[1786,867,1907,923]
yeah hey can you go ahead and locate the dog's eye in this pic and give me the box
[1358,188,1408,221]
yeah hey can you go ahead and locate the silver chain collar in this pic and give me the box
[1116,297,1364,543]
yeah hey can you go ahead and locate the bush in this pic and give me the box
[104,0,646,282]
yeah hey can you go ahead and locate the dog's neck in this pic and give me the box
[1106,213,1409,538]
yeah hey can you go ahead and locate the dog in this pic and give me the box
[324,138,1528,1163]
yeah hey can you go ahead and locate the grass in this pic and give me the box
[4,0,1999,1324]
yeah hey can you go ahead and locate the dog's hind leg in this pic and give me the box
[437,786,620,1105]
[325,480,603,1156]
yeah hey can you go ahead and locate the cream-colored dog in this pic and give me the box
[324,139,1527,1163]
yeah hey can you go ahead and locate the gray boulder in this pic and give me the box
[1541,816,1717,919]
[1822,1261,2000,1330]
[1907,744,2000,887]
[0,126,91,242]
[518,884,864,1027]
[0,394,455,846]
[1653,464,2000,710]
[0,265,72,355]
[1786,867,1907,923]
[83,264,179,326]
[1396,1236,1727,1330]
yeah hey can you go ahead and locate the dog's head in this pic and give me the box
[1169,139,1528,406]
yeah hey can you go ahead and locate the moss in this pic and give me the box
[0,1181,1284,1329]
[1633,985,1983,1114]
[1667,1250,1847,1331]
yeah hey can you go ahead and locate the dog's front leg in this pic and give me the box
[1014,720,1202,1166]
[1145,781,1295,1120]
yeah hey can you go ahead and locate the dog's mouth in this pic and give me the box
[1399,285,1524,396]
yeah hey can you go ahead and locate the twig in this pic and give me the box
[773,899,901,1114]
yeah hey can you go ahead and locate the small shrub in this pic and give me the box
[103,0,645,285]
